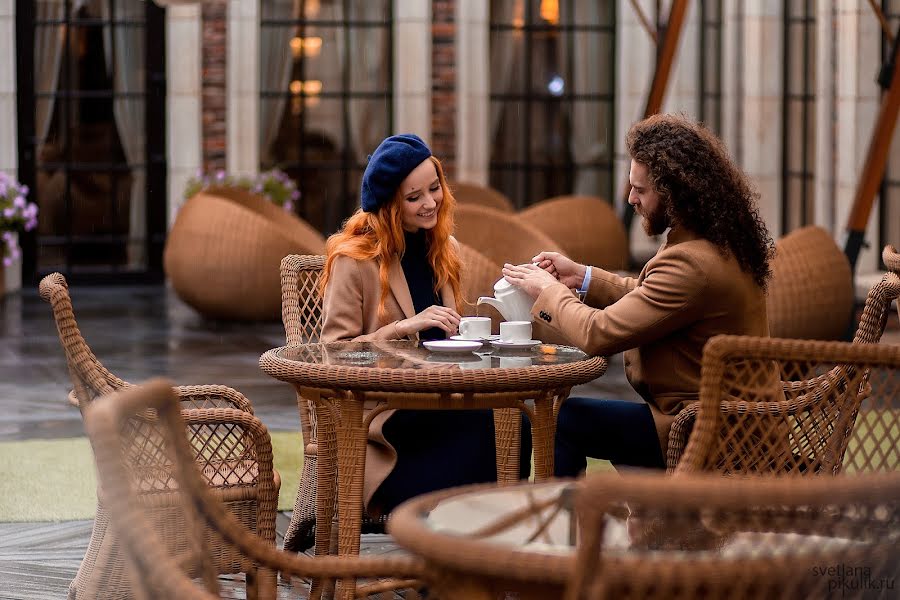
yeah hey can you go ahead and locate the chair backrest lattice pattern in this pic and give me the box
[681,336,900,476]
[568,471,900,600]
[281,254,326,345]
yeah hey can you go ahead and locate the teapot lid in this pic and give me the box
[494,277,512,291]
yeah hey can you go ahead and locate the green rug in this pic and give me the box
[0,431,304,522]
[0,431,614,523]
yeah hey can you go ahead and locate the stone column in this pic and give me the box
[738,1,784,235]
[455,0,488,184]
[0,0,19,293]
[394,1,432,145]
[167,3,204,226]
[227,0,258,177]
[835,0,882,276]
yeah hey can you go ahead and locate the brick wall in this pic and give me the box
[432,0,456,177]
[202,0,227,172]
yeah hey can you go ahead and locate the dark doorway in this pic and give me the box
[16,0,166,284]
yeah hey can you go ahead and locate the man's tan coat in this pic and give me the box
[321,251,457,509]
[531,227,770,455]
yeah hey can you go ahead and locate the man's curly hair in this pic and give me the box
[626,114,775,289]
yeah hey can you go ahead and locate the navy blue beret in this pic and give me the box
[361,134,432,213]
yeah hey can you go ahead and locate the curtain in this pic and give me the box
[259,0,296,166]
[101,0,146,267]
[347,2,389,164]
[561,2,607,197]
[34,0,89,153]
[489,0,525,145]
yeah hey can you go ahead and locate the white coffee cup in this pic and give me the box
[499,320,532,342]
[458,316,492,340]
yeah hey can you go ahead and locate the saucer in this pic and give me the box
[490,339,541,350]
[450,334,499,343]
[422,340,483,353]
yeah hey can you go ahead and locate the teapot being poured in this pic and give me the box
[477,277,536,323]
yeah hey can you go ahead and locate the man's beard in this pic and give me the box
[641,204,670,236]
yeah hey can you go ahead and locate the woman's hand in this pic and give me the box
[532,251,588,290]
[502,263,562,299]
[397,305,461,337]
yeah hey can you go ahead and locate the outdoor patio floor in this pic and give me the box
[0,282,641,599]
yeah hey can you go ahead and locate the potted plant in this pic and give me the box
[0,172,38,296]
[184,168,300,213]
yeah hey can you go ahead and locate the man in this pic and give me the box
[502,114,775,473]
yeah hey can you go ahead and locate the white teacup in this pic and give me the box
[458,316,492,340]
[500,320,532,342]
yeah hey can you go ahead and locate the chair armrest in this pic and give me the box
[174,385,255,414]
[666,403,699,472]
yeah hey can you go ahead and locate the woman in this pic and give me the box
[321,133,530,515]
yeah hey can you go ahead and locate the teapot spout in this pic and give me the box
[477,296,507,319]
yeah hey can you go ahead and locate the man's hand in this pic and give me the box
[532,251,588,290]
[397,305,461,337]
[502,263,561,299]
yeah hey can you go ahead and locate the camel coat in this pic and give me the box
[321,244,458,508]
[531,227,770,455]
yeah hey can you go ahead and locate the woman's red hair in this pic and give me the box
[320,156,463,323]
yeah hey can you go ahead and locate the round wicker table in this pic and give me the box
[259,340,606,600]
[388,480,577,600]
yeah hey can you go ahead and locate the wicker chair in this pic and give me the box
[453,181,516,212]
[884,244,900,275]
[84,379,425,599]
[567,470,900,600]
[675,336,900,476]
[454,204,563,268]
[666,270,900,471]
[39,272,279,599]
[766,225,854,340]
[517,196,629,270]
[279,255,388,555]
[164,189,326,321]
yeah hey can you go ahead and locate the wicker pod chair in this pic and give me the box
[666,271,900,472]
[84,379,425,600]
[454,204,563,268]
[674,335,900,476]
[164,188,326,321]
[766,225,854,339]
[567,470,900,600]
[453,181,516,212]
[39,272,279,599]
[886,244,900,320]
[517,195,629,270]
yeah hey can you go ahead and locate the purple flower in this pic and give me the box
[290,190,300,200]
[19,185,28,196]
[25,218,37,231]
[1,231,11,242]
[3,207,14,218]
[2,256,12,267]
[13,196,26,209]
[215,170,226,182]
[283,200,294,212]
[23,204,37,219]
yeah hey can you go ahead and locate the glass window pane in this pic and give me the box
[490,100,528,165]
[347,1,391,22]
[490,29,527,97]
[571,32,613,96]
[348,27,391,93]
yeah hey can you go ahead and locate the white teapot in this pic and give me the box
[477,277,535,323]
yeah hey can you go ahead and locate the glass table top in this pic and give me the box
[275,340,592,371]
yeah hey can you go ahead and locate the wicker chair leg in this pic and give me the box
[493,408,522,484]
[282,450,319,552]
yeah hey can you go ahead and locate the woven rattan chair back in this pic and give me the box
[517,195,629,270]
[886,245,900,321]
[680,337,900,475]
[85,380,424,599]
[766,226,854,340]
[39,272,127,407]
[452,181,516,212]
[280,254,326,346]
[567,471,900,600]
[666,271,900,471]
[454,203,563,267]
